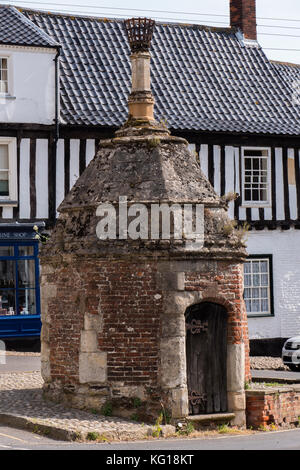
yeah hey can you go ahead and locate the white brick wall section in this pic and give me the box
[246,228,300,339]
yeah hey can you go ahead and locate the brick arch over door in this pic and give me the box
[200,293,245,345]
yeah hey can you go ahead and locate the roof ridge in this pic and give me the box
[271,60,300,68]
[20,6,233,33]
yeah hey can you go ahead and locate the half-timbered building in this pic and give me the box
[0,1,299,351]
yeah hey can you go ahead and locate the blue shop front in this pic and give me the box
[0,224,42,339]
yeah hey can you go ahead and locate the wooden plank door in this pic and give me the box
[185,302,227,415]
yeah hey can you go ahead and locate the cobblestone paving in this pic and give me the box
[0,372,174,441]
[250,357,289,371]
[0,357,288,441]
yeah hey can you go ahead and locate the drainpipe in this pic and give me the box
[50,47,61,226]
[54,47,61,144]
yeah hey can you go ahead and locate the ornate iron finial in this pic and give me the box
[124,17,155,53]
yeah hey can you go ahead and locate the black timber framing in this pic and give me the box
[0,124,298,230]
[295,148,300,222]
[207,144,214,186]
[271,146,277,223]
[1,123,299,146]
[13,131,22,220]
[48,135,56,225]
[64,138,70,197]
[79,139,86,176]
[282,147,291,223]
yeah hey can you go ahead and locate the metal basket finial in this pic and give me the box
[124,17,155,53]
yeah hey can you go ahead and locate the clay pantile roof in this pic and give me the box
[8,6,300,135]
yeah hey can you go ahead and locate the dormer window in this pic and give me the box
[0,58,8,94]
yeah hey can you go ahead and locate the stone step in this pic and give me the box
[186,412,235,429]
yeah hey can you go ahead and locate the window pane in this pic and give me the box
[18,289,36,315]
[0,246,14,257]
[261,273,268,286]
[0,59,8,94]
[0,81,8,93]
[252,262,260,273]
[18,246,34,257]
[261,298,269,312]
[245,189,251,201]
[0,174,9,196]
[0,58,7,70]
[244,288,251,299]
[261,287,268,298]
[0,145,8,169]
[17,260,35,288]
[244,262,251,274]
[0,260,15,287]
[261,158,268,170]
[252,287,260,299]
[244,258,271,315]
[260,261,268,272]
[0,145,9,195]
[0,290,16,316]
[245,158,251,169]
[260,189,267,201]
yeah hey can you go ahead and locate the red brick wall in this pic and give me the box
[230,0,257,40]
[46,264,84,384]
[44,257,249,388]
[96,261,162,385]
[45,259,162,387]
[246,388,300,428]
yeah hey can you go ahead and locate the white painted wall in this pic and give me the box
[200,146,298,223]
[0,45,56,124]
[246,228,300,340]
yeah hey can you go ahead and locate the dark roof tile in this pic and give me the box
[15,8,300,135]
[0,5,58,48]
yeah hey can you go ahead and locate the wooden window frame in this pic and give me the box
[244,254,274,318]
[0,137,18,206]
[241,146,271,208]
[0,56,12,97]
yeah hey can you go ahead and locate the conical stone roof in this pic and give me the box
[42,127,247,261]
[60,133,219,210]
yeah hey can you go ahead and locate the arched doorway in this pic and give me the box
[185,302,228,415]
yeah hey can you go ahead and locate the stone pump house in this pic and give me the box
[40,18,250,426]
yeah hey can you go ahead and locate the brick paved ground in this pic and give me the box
[0,372,174,441]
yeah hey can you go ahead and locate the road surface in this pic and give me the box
[0,425,300,450]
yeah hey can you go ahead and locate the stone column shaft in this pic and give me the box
[128,51,154,121]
